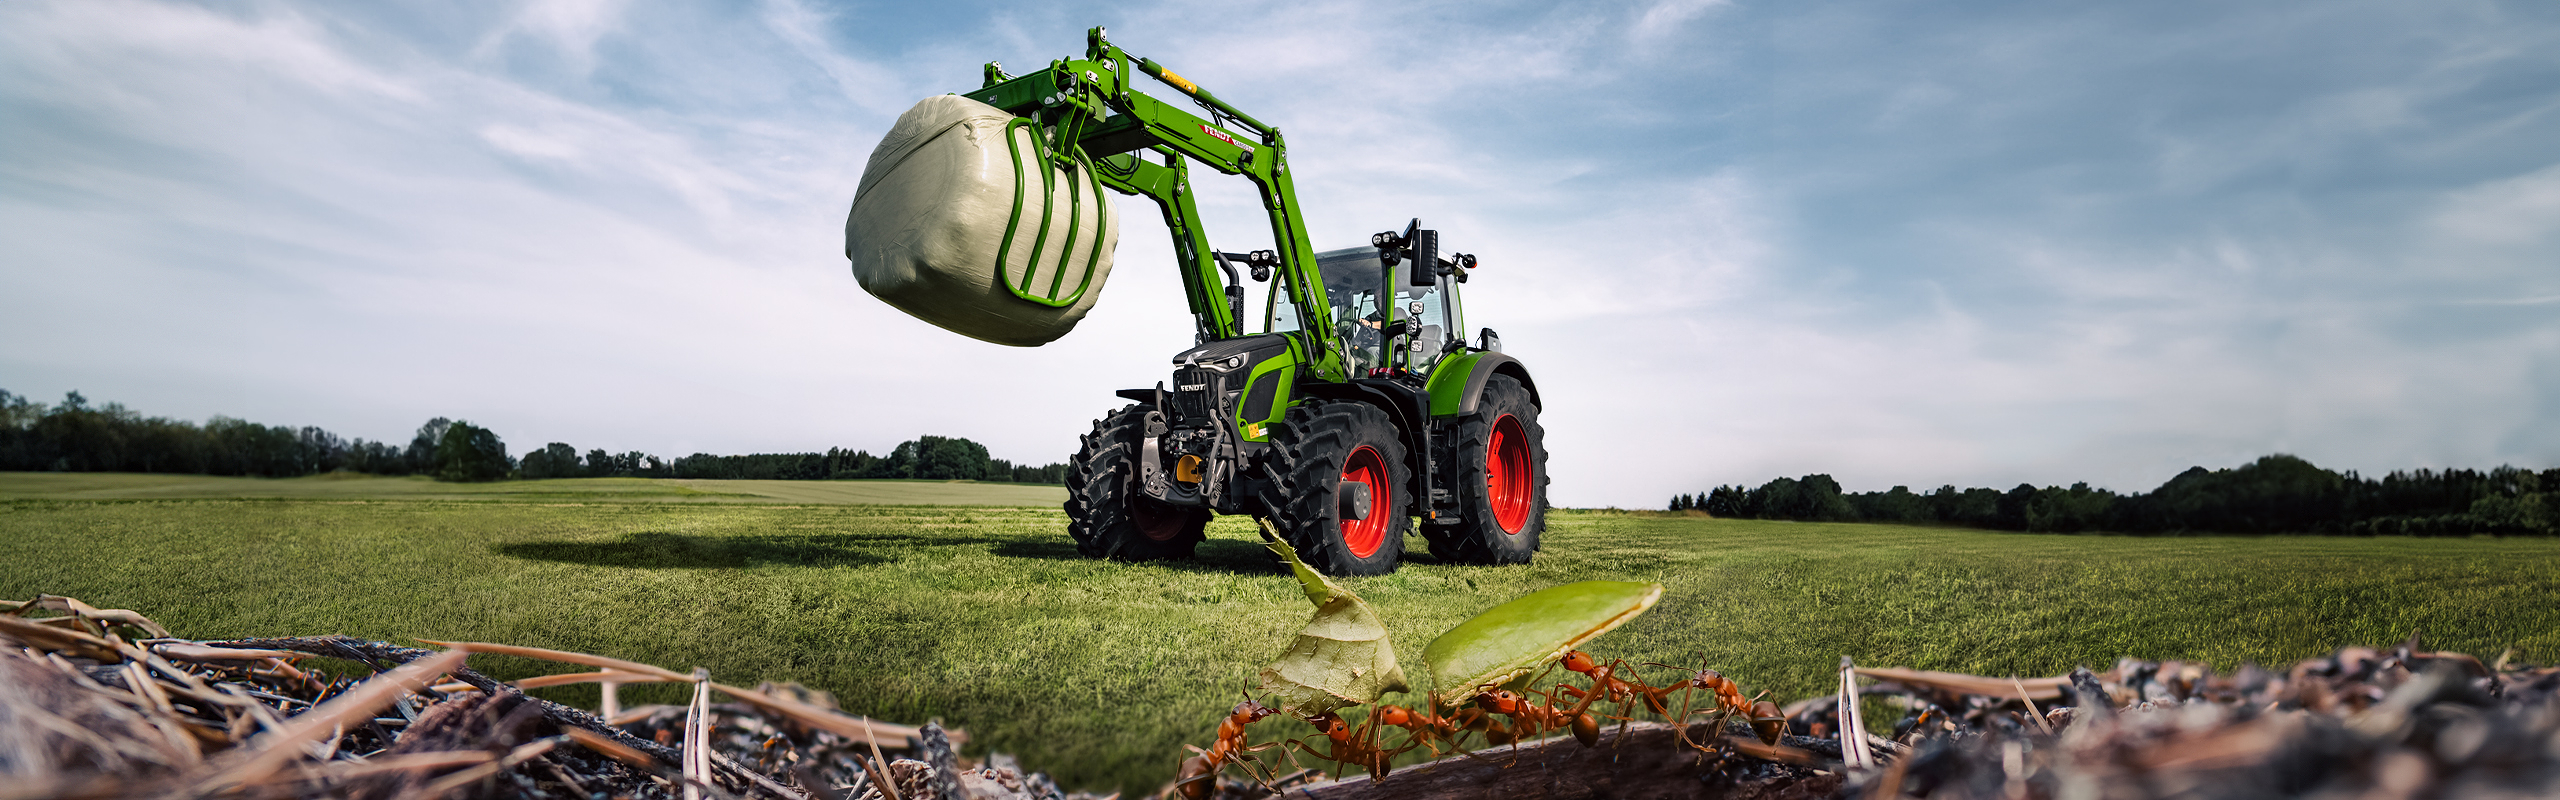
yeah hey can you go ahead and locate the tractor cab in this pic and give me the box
[1267,246,1463,378]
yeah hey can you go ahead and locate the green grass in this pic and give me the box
[4,474,2558,793]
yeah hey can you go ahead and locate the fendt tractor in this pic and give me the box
[846,29,1545,576]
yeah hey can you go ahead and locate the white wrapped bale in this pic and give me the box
[844,95,1121,347]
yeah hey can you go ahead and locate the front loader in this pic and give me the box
[856,28,1546,575]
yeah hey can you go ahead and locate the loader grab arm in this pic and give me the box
[960,28,1347,380]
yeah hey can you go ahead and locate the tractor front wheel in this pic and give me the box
[1065,404,1208,561]
[1425,374,1545,564]
[1258,400,1408,576]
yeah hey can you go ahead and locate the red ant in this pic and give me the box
[1478,688,1601,747]
[1371,697,1524,759]
[1373,703,1467,756]
[1292,709,1417,780]
[1174,696,1279,800]
[1557,650,1677,717]
[1648,659,1789,753]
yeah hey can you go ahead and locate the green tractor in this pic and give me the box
[902,28,1546,575]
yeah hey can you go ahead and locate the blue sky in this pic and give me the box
[3,0,2555,507]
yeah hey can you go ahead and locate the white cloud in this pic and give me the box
[1631,0,1730,50]
[2433,161,2560,247]
[757,0,910,114]
[476,0,628,75]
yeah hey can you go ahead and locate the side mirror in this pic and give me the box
[1408,229,1439,287]
[1477,328,1501,353]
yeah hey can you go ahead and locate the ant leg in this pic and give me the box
[1354,709,1395,779]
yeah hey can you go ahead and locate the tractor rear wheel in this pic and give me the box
[1065,403,1207,561]
[1425,374,1545,564]
[1258,400,1408,576]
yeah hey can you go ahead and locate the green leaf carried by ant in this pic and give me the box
[1423,579,1663,706]
[1250,520,1411,718]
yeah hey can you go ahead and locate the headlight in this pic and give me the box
[1175,353,1251,372]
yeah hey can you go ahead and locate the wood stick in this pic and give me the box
[1838,656,1875,771]
[863,715,904,800]
[684,668,712,800]
[415,736,559,799]
[152,643,304,662]
[1856,666,2071,701]
[412,639,692,682]
[512,669,678,690]
[221,637,690,767]
[2014,675,2054,735]
[711,681,936,747]
[184,648,469,793]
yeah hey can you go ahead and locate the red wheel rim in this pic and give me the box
[1132,495,1187,541]
[1339,445,1391,558]
[1487,414,1532,534]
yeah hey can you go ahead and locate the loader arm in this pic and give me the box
[960,28,1347,381]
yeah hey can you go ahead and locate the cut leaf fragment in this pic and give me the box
[1424,581,1663,705]
[1251,521,1410,717]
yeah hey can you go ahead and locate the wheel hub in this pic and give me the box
[1337,480,1372,521]
[1338,445,1391,558]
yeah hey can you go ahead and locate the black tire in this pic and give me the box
[1258,400,1408,576]
[1425,374,1545,564]
[1065,404,1208,561]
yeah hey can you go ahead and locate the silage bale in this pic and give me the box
[844,95,1121,347]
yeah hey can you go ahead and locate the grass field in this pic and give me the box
[4,473,2558,792]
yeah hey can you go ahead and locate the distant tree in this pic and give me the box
[1704,485,1748,517]
[2025,482,2118,533]
[407,418,452,474]
[434,421,509,482]
[1798,474,1856,521]
[345,439,408,475]
[520,442,581,479]
[896,435,993,480]
[2469,493,2555,535]
[2115,455,2348,533]
[1853,486,1931,523]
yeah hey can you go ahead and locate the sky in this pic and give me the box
[2,0,2555,508]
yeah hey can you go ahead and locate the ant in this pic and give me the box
[1293,709,1417,780]
[1556,649,1678,718]
[1370,695,1526,759]
[1173,695,1280,800]
[1648,658,1789,754]
[1373,703,1468,757]
[1478,688,1601,747]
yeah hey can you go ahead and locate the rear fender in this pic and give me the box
[1426,352,1539,418]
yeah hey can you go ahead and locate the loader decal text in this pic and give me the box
[1201,124,1254,152]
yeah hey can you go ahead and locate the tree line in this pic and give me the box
[524,436,1067,483]
[0,389,1065,484]
[1670,454,2558,536]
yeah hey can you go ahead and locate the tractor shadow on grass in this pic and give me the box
[988,536,1330,576]
[493,531,961,569]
